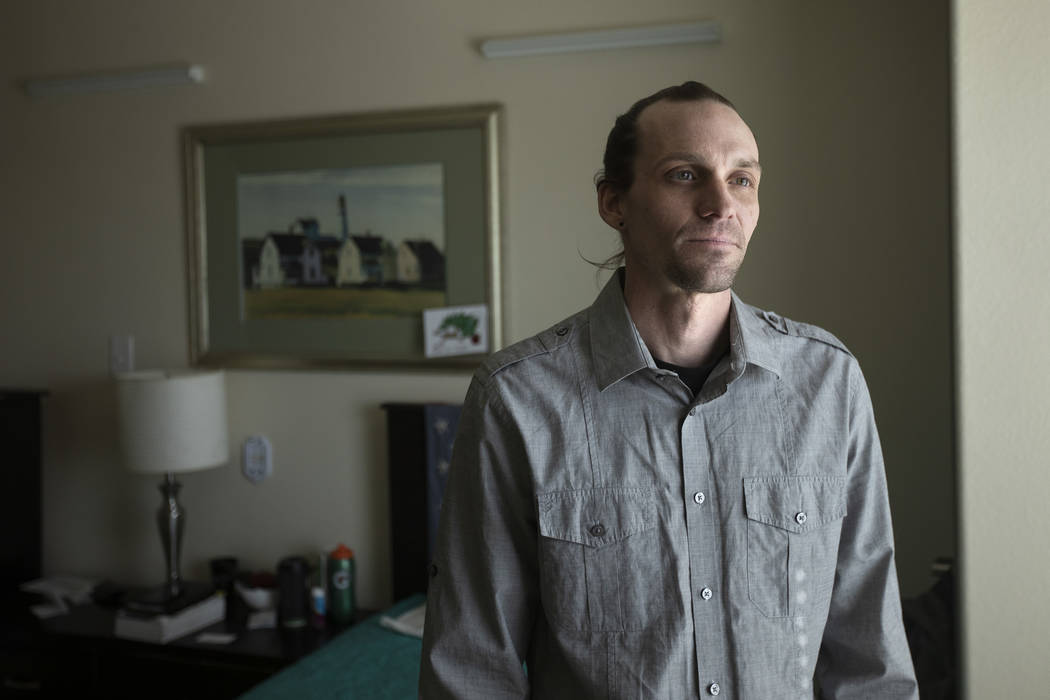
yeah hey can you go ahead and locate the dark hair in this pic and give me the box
[596,81,736,194]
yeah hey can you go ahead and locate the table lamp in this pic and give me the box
[115,369,228,612]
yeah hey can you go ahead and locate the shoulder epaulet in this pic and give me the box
[477,311,583,379]
[759,309,852,356]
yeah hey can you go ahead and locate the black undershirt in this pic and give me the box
[654,353,725,396]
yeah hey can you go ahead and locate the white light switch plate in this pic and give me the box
[109,335,134,374]
[242,435,272,484]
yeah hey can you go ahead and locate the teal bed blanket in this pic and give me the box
[239,595,424,699]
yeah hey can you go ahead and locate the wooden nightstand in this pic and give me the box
[4,598,372,699]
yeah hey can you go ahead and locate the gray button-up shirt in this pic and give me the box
[420,271,918,699]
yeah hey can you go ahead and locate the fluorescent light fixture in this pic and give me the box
[480,21,721,59]
[23,64,205,97]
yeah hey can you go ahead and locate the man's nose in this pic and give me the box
[696,179,733,220]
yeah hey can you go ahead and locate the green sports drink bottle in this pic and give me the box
[327,543,356,625]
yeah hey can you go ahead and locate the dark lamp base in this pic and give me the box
[122,580,215,616]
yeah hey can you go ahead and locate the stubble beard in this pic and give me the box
[664,225,746,294]
[665,259,741,294]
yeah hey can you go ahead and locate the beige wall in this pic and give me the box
[1,0,952,611]
[955,0,1050,696]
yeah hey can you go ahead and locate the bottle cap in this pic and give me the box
[330,543,354,559]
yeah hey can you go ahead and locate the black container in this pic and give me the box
[277,556,309,629]
[209,556,239,626]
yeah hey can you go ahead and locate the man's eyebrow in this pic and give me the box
[654,152,702,168]
[653,153,762,172]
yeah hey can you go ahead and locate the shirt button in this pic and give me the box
[555,326,568,336]
[589,523,606,537]
[693,491,705,505]
[700,587,713,600]
[709,682,721,696]
[795,511,808,525]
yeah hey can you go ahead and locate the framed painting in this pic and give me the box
[183,104,501,369]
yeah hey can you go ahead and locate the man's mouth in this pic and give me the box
[677,224,740,248]
[680,234,739,248]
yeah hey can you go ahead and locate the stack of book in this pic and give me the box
[114,590,225,644]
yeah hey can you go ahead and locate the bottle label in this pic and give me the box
[332,570,351,590]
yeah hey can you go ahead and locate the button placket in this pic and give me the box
[680,386,723,696]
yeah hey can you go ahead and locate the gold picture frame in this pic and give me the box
[183,104,501,369]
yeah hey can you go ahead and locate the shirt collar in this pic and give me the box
[589,269,653,391]
[727,290,782,378]
[590,269,782,391]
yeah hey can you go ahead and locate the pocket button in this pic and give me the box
[589,523,606,537]
[795,511,808,525]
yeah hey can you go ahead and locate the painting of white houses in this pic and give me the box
[236,163,446,319]
[397,240,446,288]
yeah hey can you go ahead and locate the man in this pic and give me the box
[419,81,918,698]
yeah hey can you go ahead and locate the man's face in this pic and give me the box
[602,99,761,295]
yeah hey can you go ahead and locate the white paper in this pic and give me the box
[379,602,427,638]
[30,603,69,619]
[423,304,489,358]
[21,574,101,617]
[247,609,276,630]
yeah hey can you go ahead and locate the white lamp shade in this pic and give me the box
[115,370,229,475]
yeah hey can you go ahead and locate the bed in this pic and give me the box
[238,595,425,700]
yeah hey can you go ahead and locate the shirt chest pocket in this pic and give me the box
[537,487,667,633]
[744,475,847,618]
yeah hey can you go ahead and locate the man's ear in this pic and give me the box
[597,182,626,232]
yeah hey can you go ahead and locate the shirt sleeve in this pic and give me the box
[418,373,537,699]
[815,362,920,699]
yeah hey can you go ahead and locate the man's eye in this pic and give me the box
[670,170,695,181]
[732,176,754,187]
